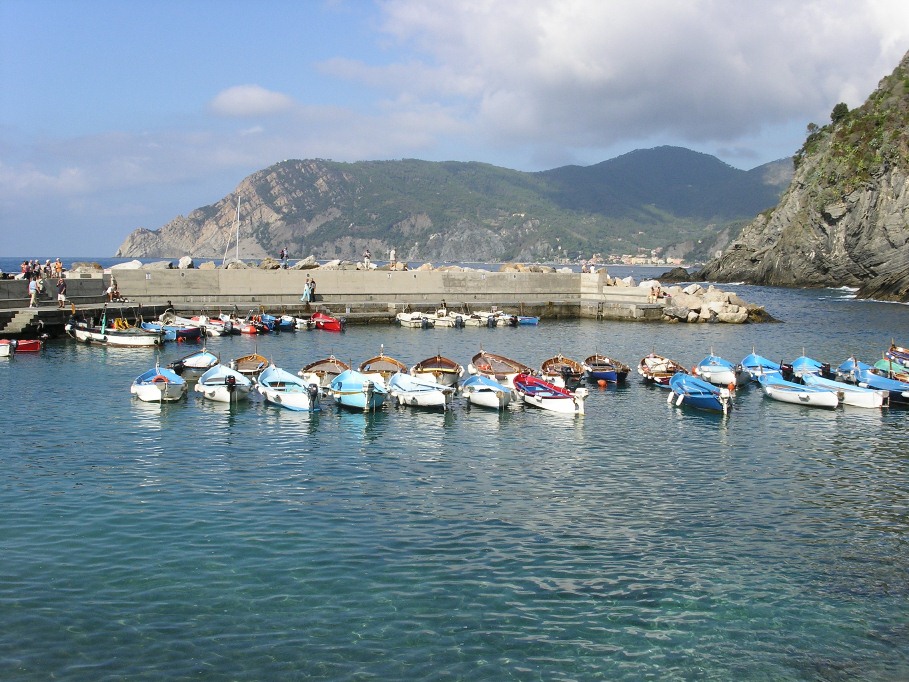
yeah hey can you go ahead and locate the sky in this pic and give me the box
[2,0,908,256]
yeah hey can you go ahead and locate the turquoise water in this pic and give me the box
[1,284,908,680]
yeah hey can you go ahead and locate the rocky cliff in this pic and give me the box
[699,51,909,302]
[115,150,788,265]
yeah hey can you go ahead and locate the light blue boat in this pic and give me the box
[740,351,781,382]
[694,353,744,386]
[837,357,909,405]
[329,369,388,411]
[257,365,321,411]
[790,355,830,379]
[669,372,732,413]
[460,374,513,409]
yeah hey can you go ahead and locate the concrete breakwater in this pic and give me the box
[0,267,771,337]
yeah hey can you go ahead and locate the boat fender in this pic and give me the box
[727,382,736,393]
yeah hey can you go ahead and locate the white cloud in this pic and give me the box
[210,85,296,117]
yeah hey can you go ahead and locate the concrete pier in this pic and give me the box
[0,269,663,337]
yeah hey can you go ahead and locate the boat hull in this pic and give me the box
[131,367,187,402]
[330,370,387,411]
[801,374,887,409]
[669,373,731,413]
[460,375,512,409]
[67,322,164,347]
[194,364,252,403]
[759,376,839,408]
[388,374,454,409]
[513,373,587,415]
[258,365,321,411]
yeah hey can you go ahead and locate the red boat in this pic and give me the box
[311,311,345,332]
[12,338,44,352]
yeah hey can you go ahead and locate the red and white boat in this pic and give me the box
[513,373,588,415]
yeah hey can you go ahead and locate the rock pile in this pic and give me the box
[658,283,773,324]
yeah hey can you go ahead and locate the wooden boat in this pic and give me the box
[885,342,909,368]
[167,347,219,373]
[396,311,434,328]
[358,347,408,383]
[540,353,585,388]
[801,373,887,409]
[298,355,351,388]
[459,375,512,409]
[693,353,745,386]
[130,363,187,402]
[410,354,464,386]
[513,373,588,415]
[311,311,344,332]
[329,369,388,411]
[66,311,164,347]
[257,365,321,411]
[468,350,534,388]
[638,353,687,387]
[740,351,781,382]
[194,364,253,403]
[583,354,630,384]
[873,358,909,382]
[757,373,839,409]
[230,353,269,377]
[668,373,731,414]
[388,373,455,409]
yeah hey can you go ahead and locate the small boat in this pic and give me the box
[837,357,909,405]
[167,347,219,373]
[427,307,466,328]
[227,312,270,335]
[583,354,630,384]
[468,350,535,388]
[516,315,540,325]
[396,311,434,328]
[740,350,781,382]
[298,355,351,389]
[130,363,187,402]
[66,310,164,347]
[693,353,745,386]
[885,341,909,368]
[230,352,269,377]
[757,373,839,409]
[790,355,831,379]
[194,364,253,403]
[668,372,732,414]
[540,353,585,388]
[141,319,202,342]
[10,338,44,353]
[459,375,512,409]
[801,373,888,409]
[141,321,176,342]
[311,311,345,332]
[638,353,687,387]
[411,354,464,386]
[257,365,321,411]
[873,358,909,382]
[185,313,233,336]
[0,340,12,357]
[358,347,408,383]
[513,373,588,415]
[388,373,455,409]
[329,369,388,411]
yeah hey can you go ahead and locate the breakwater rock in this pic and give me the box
[657,283,774,323]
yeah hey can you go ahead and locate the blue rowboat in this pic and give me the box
[757,373,839,409]
[668,372,732,414]
[694,353,745,386]
[130,364,187,403]
[257,365,321,411]
[329,369,387,411]
[740,351,781,382]
[838,357,909,405]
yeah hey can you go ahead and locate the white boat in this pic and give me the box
[801,373,888,409]
[194,363,253,403]
[0,340,11,358]
[410,354,464,387]
[257,365,321,411]
[513,373,588,415]
[388,372,455,409]
[694,353,745,386]
[329,369,388,411]
[427,307,466,328]
[67,314,164,347]
[395,311,434,328]
[130,363,187,402]
[167,348,219,372]
[468,350,534,388]
[460,374,512,409]
[758,374,839,409]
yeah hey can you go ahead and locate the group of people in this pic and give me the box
[20,258,64,279]
[26,271,67,308]
[300,275,317,302]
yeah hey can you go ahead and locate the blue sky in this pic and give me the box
[2,0,908,256]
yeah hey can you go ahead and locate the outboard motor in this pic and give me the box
[307,383,320,408]
[820,363,832,378]
[421,316,431,329]
[363,380,374,409]
[339,317,347,332]
[486,315,496,328]
[454,315,464,329]
[223,320,233,334]
[171,360,185,376]
[225,374,237,393]
[780,363,794,381]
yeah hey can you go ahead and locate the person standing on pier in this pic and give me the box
[363,249,371,269]
[389,247,396,269]
[56,277,67,308]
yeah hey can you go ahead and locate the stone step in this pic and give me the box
[3,310,39,334]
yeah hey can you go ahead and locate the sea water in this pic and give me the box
[1,279,908,680]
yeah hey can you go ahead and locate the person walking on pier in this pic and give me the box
[28,277,39,307]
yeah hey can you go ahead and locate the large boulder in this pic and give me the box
[178,256,194,269]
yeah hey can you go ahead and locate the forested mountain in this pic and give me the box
[116,147,791,264]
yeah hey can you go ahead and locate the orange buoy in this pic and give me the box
[597,379,607,388]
